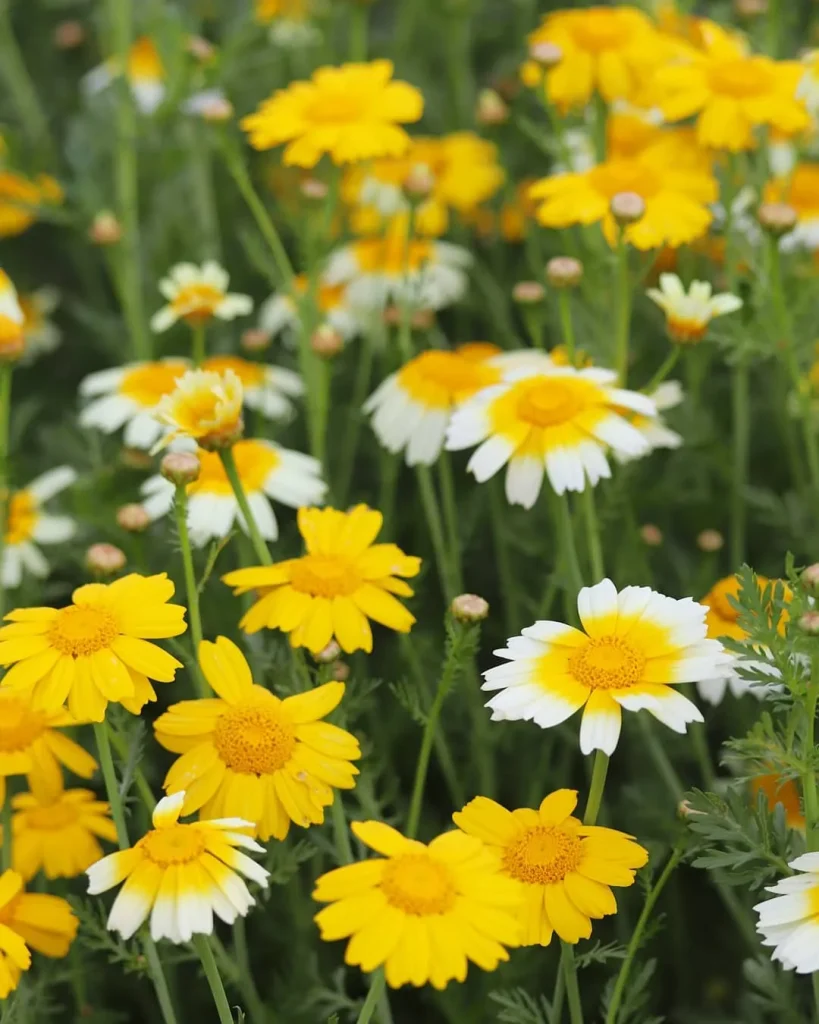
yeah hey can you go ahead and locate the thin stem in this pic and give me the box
[644,347,681,395]
[220,447,272,565]
[583,751,610,826]
[437,453,463,594]
[813,973,819,1023]
[605,845,684,1024]
[638,716,684,801]
[489,479,519,637]
[193,934,237,1024]
[549,959,566,1024]
[561,941,584,1024]
[730,361,750,569]
[349,2,368,60]
[803,666,819,851]
[0,1,51,154]
[191,323,207,367]
[143,937,180,1024]
[691,722,716,790]
[185,119,222,262]
[581,488,604,580]
[94,721,129,847]
[592,92,608,163]
[332,792,354,864]
[0,365,13,620]
[558,291,576,365]
[556,494,585,596]
[174,485,207,697]
[108,728,155,816]
[233,919,269,1024]
[614,233,632,385]
[356,972,385,1024]
[416,465,455,601]
[1,789,11,871]
[337,330,375,504]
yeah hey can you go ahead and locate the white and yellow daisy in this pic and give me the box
[0,269,24,358]
[86,791,269,943]
[797,50,819,115]
[364,346,503,466]
[446,365,656,507]
[151,262,252,334]
[647,274,742,344]
[141,439,326,546]
[19,288,60,362]
[2,467,77,590]
[181,88,234,121]
[79,358,190,450]
[755,854,819,973]
[83,36,166,115]
[482,579,730,755]
[258,274,363,344]
[614,380,683,464]
[154,368,244,451]
[255,0,322,48]
[202,355,302,422]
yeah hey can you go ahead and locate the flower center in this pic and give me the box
[120,361,188,407]
[24,799,80,832]
[503,825,583,884]
[5,491,37,545]
[667,311,708,344]
[0,697,46,751]
[48,605,119,658]
[289,554,360,598]
[192,442,280,497]
[213,701,296,774]
[589,159,661,200]
[516,379,584,428]
[202,356,265,388]
[140,824,206,865]
[380,853,457,916]
[570,9,633,52]
[171,284,224,325]
[569,635,646,690]
[398,350,500,408]
[708,58,772,99]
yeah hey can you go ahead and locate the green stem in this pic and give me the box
[489,479,519,637]
[173,485,207,697]
[813,973,819,1023]
[605,845,684,1024]
[349,2,368,60]
[558,291,576,365]
[94,721,129,847]
[220,447,272,565]
[233,919,269,1024]
[191,323,207,367]
[337,330,375,504]
[581,488,604,580]
[0,364,13,621]
[730,361,750,569]
[416,465,455,601]
[332,792,354,864]
[582,750,610,826]
[0,0,51,154]
[561,942,584,1024]
[193,934,237,1024]
[143,936,180,1024]
[644,347,681,395]
[614,233,631,385]
[803,668,819,851]
[1,789,11,871]
[556,494,585,596]
[185,119,222,262]
[690,722,716,790]
[356,972,385,1024]
[638,716,684,801]
[592,92,607,163]
[108,728,156,816]
[550,957,566,1024]
[437,453,463,594]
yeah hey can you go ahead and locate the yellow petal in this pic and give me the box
[110,635,182,682]
[282,681,344,724]
[198,636,253,703]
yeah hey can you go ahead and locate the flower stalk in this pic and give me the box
[219,446,272,566]
[1,789,11,871]
[173,485,207,697]
[0,364,13,620]
[193,934,238,1024]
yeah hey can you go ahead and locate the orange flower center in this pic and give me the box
[352,236,434,276]
[48,605,119,658]
[171,284,224,325]
[140,825,206,865]
[120,362,188,407]
[398,350,501,409]
[5,491,36,545]
[24,798,80,832]
[569,9,634,52]
[516,379,584,428]
[213,701,295,774]
[707,58,773,99]
[569,636,646,690]
[589,159,660,200]
[289,554,360,598]
[381,853,457,916]
[192,442,280,497]
[503,825,583,884]
[0,697,46,751]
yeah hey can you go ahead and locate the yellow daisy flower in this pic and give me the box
[654,21,810,152]
[764,163,819,250]
[154,368,244,451]
[647,273,742,343]
[202,355,303,421]
[150,262,252,334]
[0,270,24,359]
[241,60,424,167]
[86,791,269,943]
[312,820,521,989]
[453,790,648,946]
[0,573,187,722]
[0,171,63,239]
[8,774,117,881]
[154,636,360,840]
[0,868,78,998]
[222,505,420,654]
[3,466,77,591]
[84,35,166,115]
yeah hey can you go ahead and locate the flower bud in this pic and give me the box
[332,661,351,682]
[160,452,201,486]
[546,256,583,289]
[186,35,216,62]
[315,640,342,664]
[199,96,234,122]
[476,89,509,126]
[802,563,819,592]
[240,328,272,353]
[404,163,435,199]
[530,42,563,68]
[116,503,150,533]
[677,799,705,819]
[119,447,154,471]
[640,524,663,547]
[799,610,819,635]
[610,192,646,226]
[311,324,344,358]
[86,543,126,576]
[512,281,545,304]
[758,202,797,237]
[89,211,122,245]
[451,593,489,623]
[697,529,724,553]
[734,0,767,16]
[300,178,329,201]
[54,20,85,49]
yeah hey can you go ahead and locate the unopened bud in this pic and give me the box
[530,41,563,67]
[799,610,819,634]
[404,163,435,199]
[678,799,705,819]
[86,543,126,576]
[546,256,583,289]
[119,447,154,471]
[199,96,234,122]
[734,0,767,16]
[758,202,797,236]
[89,211,121,245]
[451,593,489,623]
[512,281,545,304]
[311,324,343,358]
[802,563,819,592]
[54,20,85,49]
[697,529,724,553]
[315,640,342,664]
[116,503,150,532]
[160,452,201,486]
[611,192,646,225]
[300,178,329,201]
[331,660,350,682]
[640,524,663,547]
[186,35,216,62]
[476,89,509,126]
[240,328,272,353]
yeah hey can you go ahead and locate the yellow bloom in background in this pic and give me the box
[154,368,244,451]
[647,273,742,343]
[202,355,304,421]
[454,790,648,946]
[654,21,810,151]
[764,163,819,250]
[0,869,78,997]
[313,820,521,989]
[150,262,253,334]
[154,636,360,840]
[0,573,187,722]
[0,171,63,238]
[86,791,269,943]
[3,466,77,591]
[527,7,663,111]
[255,0,320,46]
[530,139,717,249]
[19,286,60,361]
[223,505,420,654]
[751,774,805,832]
[83,36,166,115]
[259,274,363,344]
[0,689,97,808]
[8,773,117,881]
[241,60,423,167]
[0,270,24,360]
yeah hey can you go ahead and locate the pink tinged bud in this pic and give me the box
[54,20,85,49]
[512,281,546,304]
[799,610,819,635]
[476,90,509,126]
[240,328,272,353]
[530,42,563,67]
[758,202,797,236]
[315,640,342,664]
[802,563,819,591]
[697,529,724,553]
[89,212,122,245]
[546,256,583,289]
[86,543,126,576]
[116,503,150,532]
[311,325,344,358]
[451,593,489,623]
[160,452,201,485]
[640,524,663,547]
[610,192,646,225]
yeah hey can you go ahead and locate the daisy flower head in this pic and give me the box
[79,358,191,450]
[482,579,730,755]
[764,163,819,252]
[141,439,326,546]
[154,368,244,451]
[614,380,683,464]
[797,50,819,114]
[19,287,60,362]
[202,355,303,422]
[453,790,647,946]
[364,346,504,466]
[222,504,420,654]
[647,274,742,343]
[0,171,63,240]
[530,142,717,250]
[312,820,521,989]
[754,854,819,973]
[240,60,423,167]
[654,21,810,152]
[150,262,252,334]
[83,36,166,115]
[0,869,78,998]
[259,274,363,345]
[2,466,77,590]
[324,215,472,312]
[154,636,360,840]
[0,573,187,722]
[0,270,24,360]
[182,88,234,122]
[446,364,657,508]
[9,772,117,882]
[750,774,804,832]
[86,791,269,943]
[255,0,321,47]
